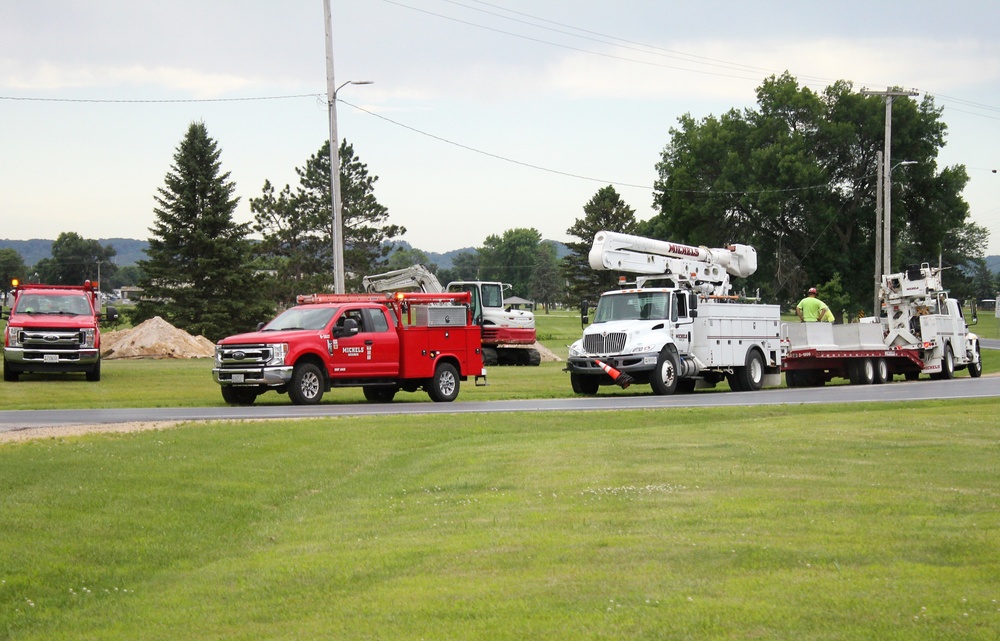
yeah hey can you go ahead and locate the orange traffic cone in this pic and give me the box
[594,359,634,389]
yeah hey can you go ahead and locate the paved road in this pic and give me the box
[2,376,998,433]
[981,338,1000,350]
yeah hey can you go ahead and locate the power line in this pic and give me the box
[0,93,323,104]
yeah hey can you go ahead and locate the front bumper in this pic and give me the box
[213,365,294,387]
[3,347,99,372]
[565,353,658,375]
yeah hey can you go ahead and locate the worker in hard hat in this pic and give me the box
[796,287,829,322]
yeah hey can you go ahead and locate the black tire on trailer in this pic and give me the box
[288,362,325,405]
[570,372,600,395]
[735,349,765,392]
[222,386,259,405]
[428,361,460,402]
[905,371,920,381]
[86,360,101,382]
[968,343,983,378]
[785,369,801,388]
[873,358,889,384]
[650,348,679,396]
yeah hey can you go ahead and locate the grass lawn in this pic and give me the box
[2,402,999,639]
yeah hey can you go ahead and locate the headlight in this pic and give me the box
[214,344,223,367]
[81,328,96,348]
[267,343,289,366]
[5,326,22,348]
[568,341,584,358]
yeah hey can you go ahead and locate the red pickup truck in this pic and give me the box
[212,292,486,405]
[3,279,118,382]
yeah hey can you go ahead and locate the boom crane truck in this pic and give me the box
[362,265,540,366]
[566,231,782,395]
[782,262,982,385]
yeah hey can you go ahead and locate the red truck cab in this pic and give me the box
[212,292,486,405]
[2,279,118,382]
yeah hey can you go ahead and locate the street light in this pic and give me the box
[324,0,373,293]
[327,79,373,294]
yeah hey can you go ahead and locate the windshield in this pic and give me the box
[14,293,92,315]
[593,291,673,323]
[263,306,338,331]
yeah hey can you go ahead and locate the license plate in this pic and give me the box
[231,374,245,384]
[44,354,59,364]
[643,356,657,365]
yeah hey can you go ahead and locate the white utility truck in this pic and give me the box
[362,265,540,366]
[566,231,782,395]
[782,262,982,385]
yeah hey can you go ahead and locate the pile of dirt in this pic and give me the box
[533,342,562,362]
[101,316,215,359]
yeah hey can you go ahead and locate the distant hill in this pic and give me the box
[0,238,572,271]
[0,238,150,267]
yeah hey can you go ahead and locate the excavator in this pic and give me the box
[362,265,541,366]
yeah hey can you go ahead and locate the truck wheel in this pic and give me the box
[968,344,983,378]
[735,349,765,392]
[939,345,955,380]
[86,360,101,382]
[222,386,258,405]
[3,360,18,382]
[873,358,889,384]
[849,359,875,385]
[428,362,460,402]
[363,386,397,403]
[289,362,325,405]
[650,349,679,395]
[785,370,801,388]
[570,373,600,395]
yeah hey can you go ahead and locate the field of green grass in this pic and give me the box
[2,309,998,639]
[2,402,999,640]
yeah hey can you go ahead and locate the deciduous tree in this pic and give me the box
[563,185,638,306]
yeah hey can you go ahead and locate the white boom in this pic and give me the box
[588,230,758,296]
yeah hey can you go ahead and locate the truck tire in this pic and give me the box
[3,360,18,382]
[428,362,460,402]
[86,360,101,382]
[932,345,955,380]
[941,345,955,380]
[968,344,983,378]
[363,386,397,403]
[650,348,679,396]
[570,373,600,395]
[289,362,325,405]
[849,359,875,385]
[873,358,889,384]
[222,386,258,405]
[734,349,765,392]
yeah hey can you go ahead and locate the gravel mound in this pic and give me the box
[101,316,215,359]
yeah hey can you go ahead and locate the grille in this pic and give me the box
[20,329,84,350]
[216,344,275,368]
[583,332,627,354]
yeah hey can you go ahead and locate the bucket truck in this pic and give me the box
[566,231,782,395]
[782,263,982,385]
[362,265,540,366]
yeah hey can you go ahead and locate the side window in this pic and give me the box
[670,294,678,322]
[676,293,688,318]
[364,308,390,332]
[337,308,366,332]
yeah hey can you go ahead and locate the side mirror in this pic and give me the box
[256,321,267,331]
[689,293,698,318]
[580,300,590,327]
[105,306,119,323]
[334,317,360,338]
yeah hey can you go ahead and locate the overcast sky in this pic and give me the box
[2,0,999,257]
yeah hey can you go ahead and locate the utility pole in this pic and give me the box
[323,0,345,294]
[873,150,883,315]
[861,87,919,277]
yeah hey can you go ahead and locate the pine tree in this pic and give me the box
[135,122,271,341]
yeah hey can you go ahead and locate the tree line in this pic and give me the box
[3,74,996,341]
